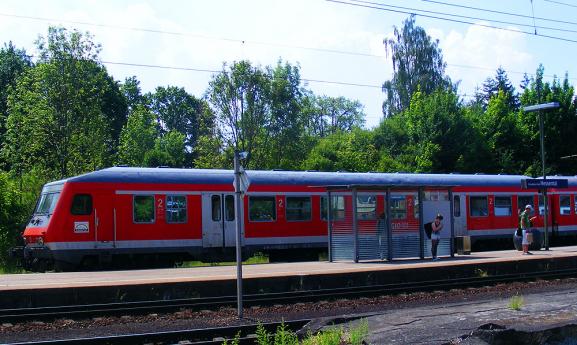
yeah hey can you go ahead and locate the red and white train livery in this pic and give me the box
[11,167,577,271]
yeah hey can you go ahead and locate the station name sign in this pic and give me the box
[521,178,568,189]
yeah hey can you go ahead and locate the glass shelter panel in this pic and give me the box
[390,191,420,259]
[329,192,355,261]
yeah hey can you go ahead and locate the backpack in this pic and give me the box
[424,222,433,239]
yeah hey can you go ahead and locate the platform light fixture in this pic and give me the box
[522,102,560,250]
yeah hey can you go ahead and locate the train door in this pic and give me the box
[201,193,237,248]
[452,194,467,236]
[93,191,114,248]
[423,197,452,238]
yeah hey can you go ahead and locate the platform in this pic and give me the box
[2,246,577,309]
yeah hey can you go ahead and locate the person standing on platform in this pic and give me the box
[377,212,387,260]
[431,214,443,261]
[520,204,533,255]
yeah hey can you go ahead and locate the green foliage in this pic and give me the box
[509,294,524,311]
[307,95,365,137]
[302,328,343,345]
[256,323,272,345]
[193,134,228,169]
[2,27,124,179]
[117,105,157,166]
[518,65,577,176]
[0,170,46,268]
[396,89,476,172]
[0,172,20,265]
[382,15,452,117]
[303,129,378,172]
[147,85,210,166]
[121,76,146,112]
[206,60,271,169]
[144,130,186,168]
[0,42,32,163]
[273,322,299,345]
[348,319,369,345]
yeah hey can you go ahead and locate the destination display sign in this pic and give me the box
[521,178,569,189]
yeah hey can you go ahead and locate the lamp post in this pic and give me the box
[522,102,560,250]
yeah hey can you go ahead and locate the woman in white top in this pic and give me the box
[431,214,444,261]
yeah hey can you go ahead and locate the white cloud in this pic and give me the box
[437,23,533,96]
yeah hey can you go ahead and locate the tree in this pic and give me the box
[519,66,577,176]
[206,60,270,169]
[0,42,32,164]
[477,67,519,111]
[305,95,365,137]
[398,89,474,173]
[121,76,146,113]
[302,129,378,172]
[143,130,186,168]
[476,90,524,173]
[382,15,452,117]
[265,60,312,169]
[117,105,157,166]
[2,27,126,178]
[147,86,211,166]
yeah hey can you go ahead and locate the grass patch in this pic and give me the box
[233,320,369,345]
[509,294,524,311]
[0,263,25,274]
[181,253,269,268]
[474,268,488,278]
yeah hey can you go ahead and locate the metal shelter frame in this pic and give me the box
[326,184,455,263]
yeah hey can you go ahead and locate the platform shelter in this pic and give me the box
[326,185,455,262]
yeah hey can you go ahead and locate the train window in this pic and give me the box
[133,195,155,223]
[423,191,449,201]
[35,192,60,215]
[453,195,461,217]
[70,194,92,215]
[470,196,488,217]
[249,196,276,222]
[166,195,187,223]
[494,196,512,216]
[357,195,376,220]
[538,195,549,215]
[286,197,311,221]
[560,195,571,215]
[321,196,345,220]
[211,195,221,221]
[390,196,406,220]
[225,195,235,221]
[518,196,534,215]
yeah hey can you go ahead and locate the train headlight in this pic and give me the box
[36,237,44,246]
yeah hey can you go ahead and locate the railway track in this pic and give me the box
[2,266,577,325]
[6,319,313,345]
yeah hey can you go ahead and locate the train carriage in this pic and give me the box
[11,167,577,271]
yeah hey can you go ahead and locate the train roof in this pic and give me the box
[61,167,577,189]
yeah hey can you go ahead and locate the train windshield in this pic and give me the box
[34,192,61,215]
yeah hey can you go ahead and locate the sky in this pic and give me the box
[1,0,577,128]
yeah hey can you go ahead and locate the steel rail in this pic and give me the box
[6,319,312,345]
[1,266,577,324]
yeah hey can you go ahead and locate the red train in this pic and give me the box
[11,167,577,271]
